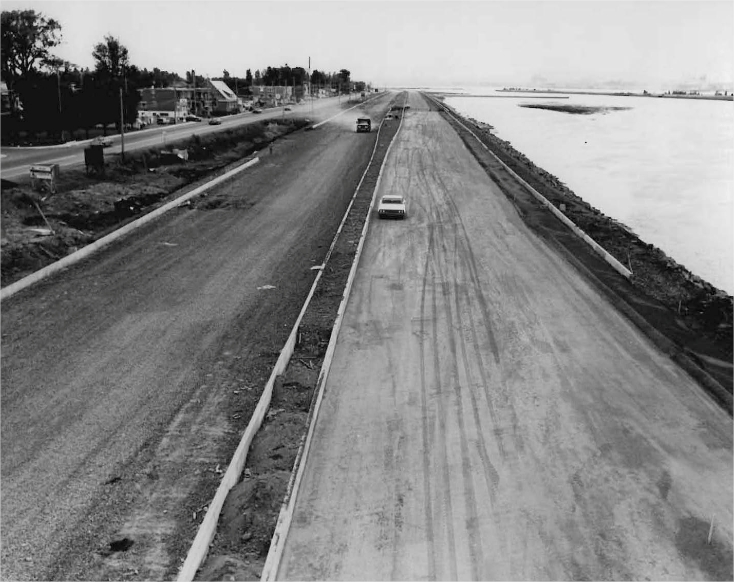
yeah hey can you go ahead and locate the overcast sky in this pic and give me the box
[4,0,733,89]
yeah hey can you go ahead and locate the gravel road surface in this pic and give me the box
[1,94,393,580]
[275,92,733,580]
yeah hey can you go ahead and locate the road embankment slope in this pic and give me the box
[275,92,733,580]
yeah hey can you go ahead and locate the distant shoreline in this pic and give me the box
[496,88,734,101]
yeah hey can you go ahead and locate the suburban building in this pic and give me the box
[208,80,238,114]
[137,82,227,124]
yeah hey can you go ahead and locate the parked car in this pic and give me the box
[377,195,407,219]
[91,136,113,148]
[252,108,262,114]
[186,115,202,122]
[284,106,292,111]
[208,118,222,125]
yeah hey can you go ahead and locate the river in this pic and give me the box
[442,87,734,294]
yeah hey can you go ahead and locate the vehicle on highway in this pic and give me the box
[186,115,202,122]
[284,106,292,111]
[377,195,407,219]
[91,136,113,148]
[252,108,263,114]
[356,117,371,133]
[208,118,222,125]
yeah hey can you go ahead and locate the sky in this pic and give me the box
[3,0,733,89]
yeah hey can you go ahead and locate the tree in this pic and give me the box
[245,69,252,86]
[1,9,62,88]
[338,68,351,93]
[92,35,129,82]
[311,69,326,86]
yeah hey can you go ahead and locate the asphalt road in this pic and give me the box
[0,92,393,580]
[275,92,733,580]
[0,95,363,180]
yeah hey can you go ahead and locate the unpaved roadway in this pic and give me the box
[275,92,733,580]
[0,93,393,580]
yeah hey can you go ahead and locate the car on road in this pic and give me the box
[186,115,202,122]
[91,136,113,148]
[252,108,263,114]
[284,106,292,111]
[208,118,222,125]
[377,195,407,219]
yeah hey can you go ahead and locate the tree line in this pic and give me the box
[1,9,366,143]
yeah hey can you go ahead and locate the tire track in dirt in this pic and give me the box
[410,112,489,576]
[418,223,438,581]
[436,226,484,579]
[416,118,510,473]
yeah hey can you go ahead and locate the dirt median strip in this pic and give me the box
[179,93,407,582]
[260,99,408,582]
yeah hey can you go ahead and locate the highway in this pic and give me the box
[274,92,733,580]
[0,93,393,580]
[0,95,357,180]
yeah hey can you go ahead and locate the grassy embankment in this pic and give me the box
[1,118,309,287]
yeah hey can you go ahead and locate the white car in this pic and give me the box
[377,195,407,219]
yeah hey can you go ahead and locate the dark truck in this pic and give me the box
[356,117,371,133]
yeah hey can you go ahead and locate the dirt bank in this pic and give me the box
[428,94,732,407]
[1,118,309,287]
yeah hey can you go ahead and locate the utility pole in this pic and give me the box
[192,69,196,116]
[119,87,125,161]
[56,69,62,114]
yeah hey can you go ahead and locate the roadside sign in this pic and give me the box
[29,164,59,194]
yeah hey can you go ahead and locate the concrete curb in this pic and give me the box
[260,100,408,582]
[423,93,632,279]
[175,109,392,582]
[1,157,260,301]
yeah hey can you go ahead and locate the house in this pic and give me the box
[208,80,238,114]
[137,84,218,124]
[137,86,190,125]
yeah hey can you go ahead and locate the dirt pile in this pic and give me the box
[1,119,309,287]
